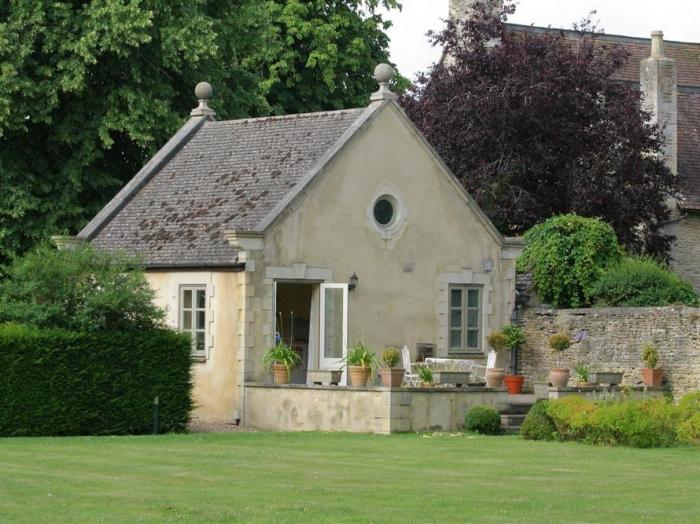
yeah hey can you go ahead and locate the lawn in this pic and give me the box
[1,432,699,523]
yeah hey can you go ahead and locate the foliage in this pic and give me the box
[520,400,557,441]
[501,324,526,349]
[401,1,679,259]
[0,243,165,332]
[574,363,590,383]
[486,332,508,352]
[345,342,379,369]
[591,256,699,307]
[545,396,597,441]
[678,392,700,421]
[464,405,501,435]
[0,1,400,268]
[0,323,192,437]
[642,343,659,369]
[549,334,571,353]
[677,414,700,445]
[418,365,433,384]
[517,214,622,308]
[381,347,401,368]
[262,342,301,373]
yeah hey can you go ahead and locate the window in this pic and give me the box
[448,285,481,353]
[373,196,395,226]
[180,286,206,357]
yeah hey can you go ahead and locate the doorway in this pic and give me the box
[275,282,313,384]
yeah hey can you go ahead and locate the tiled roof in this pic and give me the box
[507,24,700,209]
[89,108,366,266]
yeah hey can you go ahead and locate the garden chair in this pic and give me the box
[469,351,497,381]
[401,345,421,387]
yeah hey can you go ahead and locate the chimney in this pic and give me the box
[449,0,502,21]
[640,31,677,174]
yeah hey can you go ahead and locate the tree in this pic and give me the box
[0,0,399,269]
[401,1,680,258]
[0,244,165,332]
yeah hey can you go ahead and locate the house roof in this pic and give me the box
[506,24,700,210]
[83,107,368,267]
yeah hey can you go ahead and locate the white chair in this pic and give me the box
[401,345,421,387]
[470,351,497,381]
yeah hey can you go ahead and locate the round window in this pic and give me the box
[373,197,395,226]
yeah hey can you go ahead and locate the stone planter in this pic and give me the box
[590,371,623,386]
[272,364,290,385]
[432,371,472,387]
[379,368,405,387]
[641,368,663,386]
[549,368,570,388]
[534,382,550,399]
[348,365,372,387]
[485,368,506,388]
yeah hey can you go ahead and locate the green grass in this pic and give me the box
[1,432,699,523]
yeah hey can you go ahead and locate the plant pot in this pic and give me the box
[422,382,434,388]
[433,371,472,387]
[504,375,524,394]
[549,368,570,388]
[380,368,405,387]
[641,367,663,386]
[272,364,290,385]
[485,368,506,388]
[576,382,591,387]
[589,371,623,386]
[348,365,372,387]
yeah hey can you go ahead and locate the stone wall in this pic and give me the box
[518,306,700,397]
[666,213,700,292]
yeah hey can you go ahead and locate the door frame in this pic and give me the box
[318,283,349,380]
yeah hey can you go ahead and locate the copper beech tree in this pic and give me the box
[401,1,680,258]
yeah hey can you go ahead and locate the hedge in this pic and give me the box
[0,323,193,437]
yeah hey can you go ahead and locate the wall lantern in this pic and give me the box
[483,257,494,273]
[349,272,359,292]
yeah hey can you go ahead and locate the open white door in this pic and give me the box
[319,283,348,383]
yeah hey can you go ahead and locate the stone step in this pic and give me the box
[500,403,532,415]
[500,413,527,427]
[502,425,521,435]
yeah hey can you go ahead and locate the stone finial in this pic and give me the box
[651,31,665,58]
[191,81,216,117]
[370,63,398,102]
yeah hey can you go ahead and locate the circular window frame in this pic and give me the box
[365,186,408,241]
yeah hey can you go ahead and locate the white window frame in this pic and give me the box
[179,285,207,358]
[448,284,482,354]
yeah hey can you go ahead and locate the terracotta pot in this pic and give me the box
[549,368,570,388]
[348,365,372,387]
[485,368,506,388]
[641,367,664,386]
[576,382,591,387]
[380,368,405,387]
[504,375,524,394]
[272,364,290,385]
[422,382,434,388]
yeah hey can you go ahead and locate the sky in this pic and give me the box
[382,0,700,79]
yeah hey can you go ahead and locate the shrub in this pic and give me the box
[382,347,401,368]
[549,333,571,352]
[517,214,621,307]
[642,343,659,369]
[678,391,700,420]
[486,332,508,352]
[464,405,502,435]
[501,325,526,349]
[678,414,700,445]
[591,256,699,307]
[0,323,192,436]
[546,396,597,440]
[0,243,166,332]
[520,400,557,441]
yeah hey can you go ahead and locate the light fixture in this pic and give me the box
[483,257,494,273]
[349,272,359,291]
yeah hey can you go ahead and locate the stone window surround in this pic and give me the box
[365,182,408,241]
[179,285,207,359]
[166,273,216,363]
[437,269,493,357]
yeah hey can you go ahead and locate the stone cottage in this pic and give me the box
[77,67,523,425]
[450,0,700,290]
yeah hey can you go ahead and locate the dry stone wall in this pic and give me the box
[518,306,700,397]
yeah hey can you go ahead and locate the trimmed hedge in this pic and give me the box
[520,400,557,441]
[0,323,192,437]
[464,405,502,435]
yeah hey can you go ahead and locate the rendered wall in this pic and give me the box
[519,306,700,398]
[667,214,700,292]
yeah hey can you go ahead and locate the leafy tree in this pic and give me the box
[401,0,680,258]
[0,244,165,332]
[0,0,400,269]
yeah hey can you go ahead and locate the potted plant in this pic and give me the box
[379,346,405,387]
[262,342,301,385]
[344,342,378,387]
[548,333,571,388]
[485,331,508,387]
[502,324,527,394]
[418,365,434,388]
[573,363,590,387]
[641,343,663,386]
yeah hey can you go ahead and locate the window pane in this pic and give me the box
[196,310,206,330]
[450,288,462,308]
[467,309,479,328]
[467,289,480,308]
[467,330,479,349]
[183,289,192,309]
[196,289,206,309]
[450,329,462,349]
[182,310,192,330]
[450,309,462,329]
[323,288,344,359]
[195,331,205,352]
